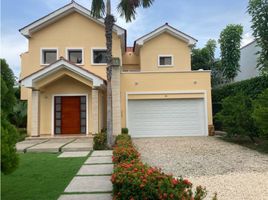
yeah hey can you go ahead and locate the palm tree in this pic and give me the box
[90,0,154,147]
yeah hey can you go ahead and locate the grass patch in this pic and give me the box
[220,136,268,154]
[1,153,87,200]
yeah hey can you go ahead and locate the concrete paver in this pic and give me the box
[91,150,112,157]
[61,138,93,152]
[77,164,113,175]
[64,176,112,193]
[58,194,112,200]
[16,139,48,152]
[27,139,74,152]
[85,156,112,164]
[58,151,90,158]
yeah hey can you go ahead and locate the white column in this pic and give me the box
[92,89,99,134]
[112,66,121,135]
[31,90,40,137]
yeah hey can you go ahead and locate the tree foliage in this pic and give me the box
[211,59,228,87]
[212,75,268,130]
[218,24,243,81]
[1,59,19,174]
[9,87,27,128]
[1,117,19,174]
[215,93,258,142]
[191,39,217,70]
[248,0,268,72]
[1,59,16,116]
[253,89,268,137]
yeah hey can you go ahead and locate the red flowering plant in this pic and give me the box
[112,135,208,200]
[112,135,140,164]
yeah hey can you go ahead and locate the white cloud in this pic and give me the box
[0,33,27,78]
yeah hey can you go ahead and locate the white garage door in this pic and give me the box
[128,99,207,137]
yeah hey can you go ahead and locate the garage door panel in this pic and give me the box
[128,99,206,137]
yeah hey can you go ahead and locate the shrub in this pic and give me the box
[112,135,208,200]
[121,128,129,134]
[112,161,207,200]
[215,93,258,141]
[113,134,139,164]
[115,134,131,144]
[212,75,268,129]
[253,89,268,137]
[93,132,107,150]
[1,116,19,174]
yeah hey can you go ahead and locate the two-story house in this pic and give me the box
[20,1,213,138]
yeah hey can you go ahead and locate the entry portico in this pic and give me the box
[20,58,106,136]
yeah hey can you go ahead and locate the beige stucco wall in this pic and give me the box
[122,51,140,71]
[120,71,212,128]
[20,11,122,100]
[139,32,191,72]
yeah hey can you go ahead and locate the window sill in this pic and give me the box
[91,63,107,66]
[40,64,50,66]
[158,65,174,68]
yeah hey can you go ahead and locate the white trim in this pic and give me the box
[127,90,206,95]
[135,24,197,47]
[40,48,59,66]
[19,2,125,38]
[125,90,209,136]
[20,59,104,87]
[51,94,89,136]
[91,47,107,65]
[121,70,211,74]
[66,47,84,65]
[158,55,174,67]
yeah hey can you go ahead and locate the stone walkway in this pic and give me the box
[58,150,113,200]
[16,138,93,152]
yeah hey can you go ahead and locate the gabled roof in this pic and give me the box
[134,23,197,52]
[19,1,126,49]
[20,57,105,88]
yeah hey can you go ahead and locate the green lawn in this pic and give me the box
[1,153,87,200]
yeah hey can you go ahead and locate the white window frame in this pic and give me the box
[40,48,59,65]
[66,47,84,65]
[158,55,174,67]
[91,48,107,65]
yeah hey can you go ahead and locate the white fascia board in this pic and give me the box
[20,2,125,38]
[136,25,197,46]
[20,60,104,88]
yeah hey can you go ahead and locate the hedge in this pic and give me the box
[112,135,209,200]
[213,75,268,103]
[212,75,268,129]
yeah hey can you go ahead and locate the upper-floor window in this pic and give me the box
[67,48,83,65]
[158,55,173,67]
[92,48,107,65]
[41,48,58,65]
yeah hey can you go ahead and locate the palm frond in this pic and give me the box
[91,0,105,18]
[117,0,137,22]
[141,0,154,8]
[117,0,154,22]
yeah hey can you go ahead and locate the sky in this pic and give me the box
[1,0,254,77]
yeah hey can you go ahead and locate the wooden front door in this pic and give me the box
[54,96,87,135]
[61,96,81,134]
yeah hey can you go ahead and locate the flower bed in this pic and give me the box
[111,135,208,200]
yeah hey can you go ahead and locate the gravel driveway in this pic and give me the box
[133,137,268,200]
